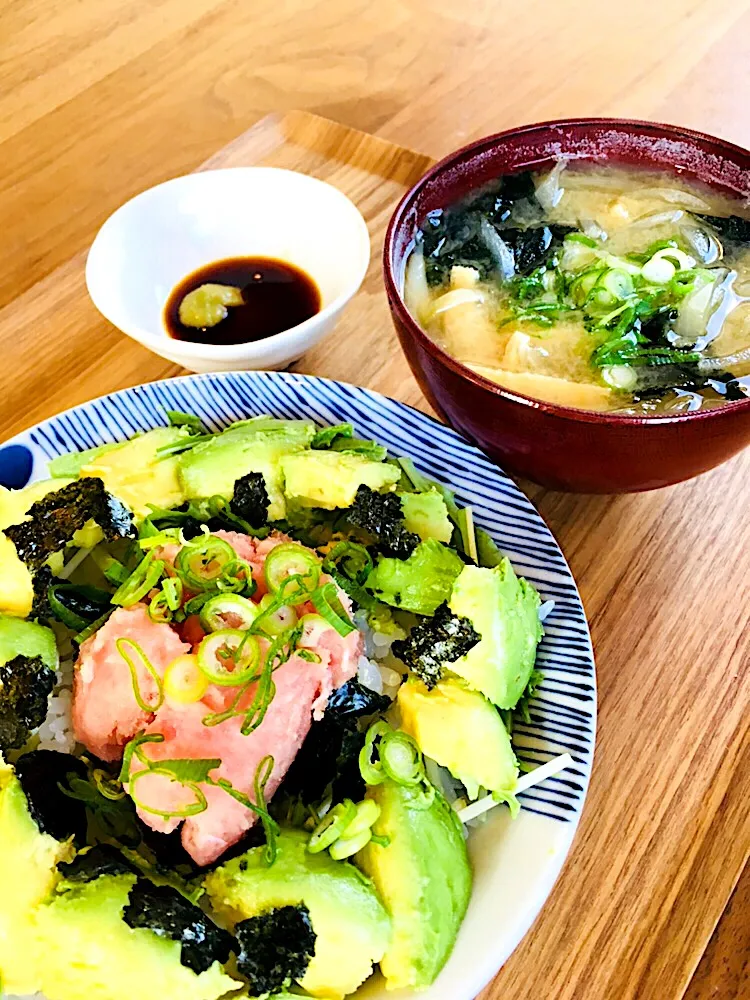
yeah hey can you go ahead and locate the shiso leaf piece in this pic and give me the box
[13,749,89,842]
[234,904,316,995]
[0,655,56,751]
[5,478,134,571]
[230,471,271,527]
[122,878,234,975]
[392,602,480,689]
[58,843,135,883]
[347,484,420,559]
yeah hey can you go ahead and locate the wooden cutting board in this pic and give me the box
[2,110,749,1000]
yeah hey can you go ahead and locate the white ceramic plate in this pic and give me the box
[0,371,596,1000]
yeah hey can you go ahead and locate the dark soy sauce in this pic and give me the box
[165,256,321,345]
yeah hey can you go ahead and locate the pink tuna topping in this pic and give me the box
[73,530,363,865]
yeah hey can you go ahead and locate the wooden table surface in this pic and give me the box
[2,3,749,999]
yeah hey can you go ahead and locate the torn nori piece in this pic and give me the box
[281,680,390,804]
[30,565,54,621]
[123,879,234,975]
[5,478,134,571]
[695,213,750,246]
[13,750,89,842]
[500,224,574,276]
[58,844,134,883]
[230,472,270,527]
[392,601,480,689]
[347,485,420,559]
[234,904,316,995]
[0,656,55,751]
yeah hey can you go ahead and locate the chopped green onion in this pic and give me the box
[162,576,183,611]
[90,547,129,585]
[311,582,355,637]
[343,798,381,838]
[257,594,298,636]
[379,731,425,786]
[129,768,208,819]
[174,535,237,592]
[322,541,373,582]
[359,721,391,785]
[308,800,357,853]
[328,827,373,860]
[116,638,165,712]
[148,590,173,624]
[264,543,321,594]
[47,585,90,632]
[111,552,165,607]
[200,593,260,632]
[73,609,113,644]
[197,629,261,686]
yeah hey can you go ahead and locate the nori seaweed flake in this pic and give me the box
[347,485,419,559]
[5,478,134,571]
[13,750,89,842]
[123,879,234,975]
[0,656,56,752]
[392,601,480,689]
[234,904,316,995]
[230,472,270,527]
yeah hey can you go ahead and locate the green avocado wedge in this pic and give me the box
[205,828,391,999]
[357,778,472,992]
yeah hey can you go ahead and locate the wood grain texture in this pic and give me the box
[1,3,750,996]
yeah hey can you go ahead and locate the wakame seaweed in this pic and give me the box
[123,879,234,975]
[0,657,56,752]
[234,905,316,995]
[5,479,134,571]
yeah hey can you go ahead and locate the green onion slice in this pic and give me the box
[257,594,298,637]
[129,768,208,819]
[380,731,425,786]
[344,798,381,838]
[116,638,165,712]
[328,827,373,860]
[197,629,261,686]
[174,535,237,592]
[200,593,260,632]
[308,800,357,853]
[359,721,391,785]
[111,552,165,607]
[162,576,183,611]
[264,543,321,595]
[311,582,355,637]
[148,590,173,624]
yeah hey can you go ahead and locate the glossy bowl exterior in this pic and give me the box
[384,118,750,492]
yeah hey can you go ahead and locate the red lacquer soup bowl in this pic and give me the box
[383,119,750,492]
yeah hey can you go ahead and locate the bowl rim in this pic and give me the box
[85,166,371,360]
[383,116,750,427]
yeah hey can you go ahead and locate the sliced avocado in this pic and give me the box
[357,778,471,991]
[205,827,391,999]
[35,874,236,1000]
[400,489,453,543]
[0,534,35,618]
[0,614,59,669]
[48,443,120,478]
[180,419,315,520]
[80,426,192,521]
[448,561,542,709]
[365,539,464,615]
[398,677,518,800]
[280,451,400,510]
[0,754,74,994]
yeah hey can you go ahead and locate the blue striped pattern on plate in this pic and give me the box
[3,370,595,823]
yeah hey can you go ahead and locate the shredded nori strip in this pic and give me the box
[13,750,89,842]
[5,478,134,571]
[123,879,234,975]
[30,565,54,621]
[230,472,270,527]
[0,656,55,751]
[392,601,480,689]
[58,844,134,883]
[347,485,419,559]
[234,905,316,995]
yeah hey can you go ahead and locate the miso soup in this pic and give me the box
[403,162,750,413]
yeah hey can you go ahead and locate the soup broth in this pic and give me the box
[404,163,750,413]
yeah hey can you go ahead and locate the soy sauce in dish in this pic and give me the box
[165,257,321,345]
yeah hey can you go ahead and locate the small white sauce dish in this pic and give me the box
[86,167,371,372]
